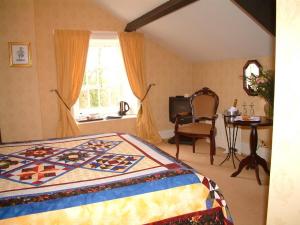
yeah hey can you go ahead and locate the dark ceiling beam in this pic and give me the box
[232,0,276,36]
[124,0,199,32]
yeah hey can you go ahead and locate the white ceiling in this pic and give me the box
[98,0,275,62]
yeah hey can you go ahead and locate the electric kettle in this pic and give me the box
[119,101,130,116]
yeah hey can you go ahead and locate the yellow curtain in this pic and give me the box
[118,32,161,144]
[54,30,90,137]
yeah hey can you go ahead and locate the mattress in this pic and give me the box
[0,133,233,224]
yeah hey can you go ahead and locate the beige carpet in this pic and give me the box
[157,139,269,225]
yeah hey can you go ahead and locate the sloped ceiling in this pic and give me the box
[98,0,275,62]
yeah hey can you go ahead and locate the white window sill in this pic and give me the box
[77,114,137,124]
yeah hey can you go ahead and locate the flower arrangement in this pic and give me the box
[248,69,275,118]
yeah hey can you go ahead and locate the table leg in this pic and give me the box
[251,126,264,185]
[256,155,270,175]
[220,121,240,168]
[250,126,258,155]
[255,163,262,185]
[231,126,270,185]
[219,149,231,165]
[231,156,250,177]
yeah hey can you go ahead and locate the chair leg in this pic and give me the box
[212,136,216,155]
[210,136,216,165]
[192,138,196,153]
[175,134,180,159]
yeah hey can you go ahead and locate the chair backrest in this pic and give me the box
[190,87,219,118]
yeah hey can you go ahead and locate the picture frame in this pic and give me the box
[8,42,32,67]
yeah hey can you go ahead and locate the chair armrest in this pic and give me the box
[212,114,218,120]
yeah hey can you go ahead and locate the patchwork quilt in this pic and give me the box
[0,133,233,225]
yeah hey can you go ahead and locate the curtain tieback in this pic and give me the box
[141,83,155,103]
[50,89,70,111]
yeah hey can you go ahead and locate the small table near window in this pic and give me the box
[227,116,273,185]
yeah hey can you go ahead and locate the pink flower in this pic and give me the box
[256,77,267,84]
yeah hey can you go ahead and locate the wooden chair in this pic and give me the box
[175,87,219,164]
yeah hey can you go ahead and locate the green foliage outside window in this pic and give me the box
[90,89,99,107]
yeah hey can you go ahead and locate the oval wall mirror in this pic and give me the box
[243,60,262,96]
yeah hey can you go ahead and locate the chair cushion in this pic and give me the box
[178,123,212,135]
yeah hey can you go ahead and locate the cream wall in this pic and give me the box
[0,0,43,142]
[33,0,192,139]
[0,0,192,142]
[0,0,275,151]
[192,57,274,114]
[192,56,275,148]
[3,0,298,223]
[145,38,193,131]
[267,0,300,224]
[33,0,125,139]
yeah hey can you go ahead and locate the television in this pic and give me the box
[168,96,193,144]
[169,96,192,124]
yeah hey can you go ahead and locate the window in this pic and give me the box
[73,33,138,121]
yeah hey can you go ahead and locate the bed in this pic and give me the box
[0,133,233,225]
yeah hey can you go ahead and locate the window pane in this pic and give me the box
[89,89,99,108]
[111,88,120,105]
[82,75,87,85]
[99,89,109,107]
[97,68,103,86]
[98,71,106,88]
[79,90,89,109]
[87,70,98,86]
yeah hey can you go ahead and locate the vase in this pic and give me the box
[264,102,273,119]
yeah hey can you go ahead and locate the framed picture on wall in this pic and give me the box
[8,42,32,67]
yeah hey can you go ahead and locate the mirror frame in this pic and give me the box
[243,60,262,96]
